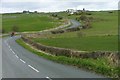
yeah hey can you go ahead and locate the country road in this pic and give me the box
[1,36,106,78]
[68,20,81,28]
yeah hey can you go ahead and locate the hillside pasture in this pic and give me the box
[2,13,63,33]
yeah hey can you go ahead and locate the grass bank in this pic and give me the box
[16,38,119,78]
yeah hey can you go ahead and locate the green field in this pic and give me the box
[32,11,118,51]
[58,11,118,36]
[33,35,118,51]
[83,11,118,36]
[15,11,118,77]
[2,13,63,33]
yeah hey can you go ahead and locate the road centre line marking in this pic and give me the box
[28,65,39,72]
[5,41,12,51]
[15,55,19,58]
[11,49,14,53]
[20,59,26,63]
[5,39,26,64]
[12,51,16,54]
[5,38,40,73]
[9,47,16,55]
[10,48,12,51]
[46,77,52,80]
[5,39,16,54]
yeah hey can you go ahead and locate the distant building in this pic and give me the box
[66,9,76,14]
[66,9,85,15]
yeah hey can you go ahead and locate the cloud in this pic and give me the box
[1,0,119,13]
[1,0,119,2]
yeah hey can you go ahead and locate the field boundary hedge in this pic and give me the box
[21,36,119,66]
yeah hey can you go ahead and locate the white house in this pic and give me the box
[66,8,86,15]
[66,9,76,14]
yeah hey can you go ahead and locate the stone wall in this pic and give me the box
[21,36,119,66]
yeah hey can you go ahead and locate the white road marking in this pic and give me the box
[9,47,16,54]
[20,59,26,63]
[15,55,19,58]
[12,51,16,54]
[28,65,39,72]
[10,48,12,51]
[5,39,15,54]
[46,77,52,80]
[10,49,15,54]
[5,37,40,73]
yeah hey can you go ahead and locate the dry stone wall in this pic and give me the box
[21,36,119,66]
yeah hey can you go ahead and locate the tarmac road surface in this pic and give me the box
[2,36,105,78]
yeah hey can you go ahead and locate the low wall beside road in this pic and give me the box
[21,36,119,66]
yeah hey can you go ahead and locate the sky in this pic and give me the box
[0,0,120,13]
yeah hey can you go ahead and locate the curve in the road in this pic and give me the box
[2,36,106,78]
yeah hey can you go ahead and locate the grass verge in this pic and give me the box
[16,38,119,78]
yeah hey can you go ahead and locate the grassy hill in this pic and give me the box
[2,13,63,33]
[32,10,118,51]
[58,11,118,36]
[16,11,119,77]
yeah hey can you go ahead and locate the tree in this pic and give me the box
[80,14,87,21]
[12,25,19,32]
[82,21,92,29]
[58,16,63,20]
[83,8,85,11]
[34,11,37,13]
[23,10,29,14]
[51,13,57,17]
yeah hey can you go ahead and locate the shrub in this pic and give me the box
[51,30,65,34]
[80,15,87,21]
[108,11,113,13]
[58,16,63,20]
[86,13,92,15]
[51,14,58,17]
[34,11,37,13]
[76,17,80,21]
[82,21,92,29]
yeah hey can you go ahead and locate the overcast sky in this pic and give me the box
[0,0,120,13]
